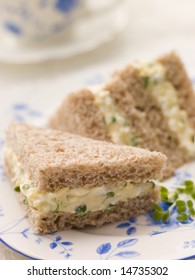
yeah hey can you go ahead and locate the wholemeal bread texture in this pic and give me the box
[50,52,195,178]
[4,122,166,233]
[6,122,166,191]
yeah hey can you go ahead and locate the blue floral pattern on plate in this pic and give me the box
[117,217,137,235]
[12,102,43,122]
[116,170,195,238]
[0,217,74,259]
[0,206,4,218]
[183,240,195,249]
[97,238,139,260]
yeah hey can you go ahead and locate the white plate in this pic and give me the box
[1,82,195,260]
[0,1,128,64]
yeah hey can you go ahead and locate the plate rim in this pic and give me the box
[1,236,195,260]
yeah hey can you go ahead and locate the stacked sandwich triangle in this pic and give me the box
[50,52,195,178]
[4,122,166,233]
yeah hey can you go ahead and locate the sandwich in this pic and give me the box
[4,122,166,234]
[50,52,195,178]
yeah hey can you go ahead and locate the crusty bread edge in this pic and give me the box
[50,89,110,141]
[158,51,195,129]
[5,122,167,191]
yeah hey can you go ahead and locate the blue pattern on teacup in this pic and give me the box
[55,0,78,13]
[4,22,22,35]
[0,0,81,41]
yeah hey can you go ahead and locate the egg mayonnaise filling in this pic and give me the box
[6,147,155,214]
[91,86,140,146]
[136,61,195,156]
[91,62,195,156]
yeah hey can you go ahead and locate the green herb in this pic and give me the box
[152,203,164,221]
[187,200,195,216]
[176,213,189,222]
[176,200,187,214]
[75,204,87,215]
[162,211,170,223]
[192,192,195,199]
[143,76,150,88]
[130,134,140,146]
[152,181,195,224]
[152,203,169,223]
[189,208,195,216]
[187,200,193,208]
[153,203,163,212]
[176,180,195,196]
[172,180,195,199]
[110,116,117,123]
[160,186,169,202]
[152,210,164,221]
[173,192,179,200]
[184,180,194,194]
[23,197,28,205]
[14,186,20,192]
[106,191,115,198]
[177,187,185,194]
[22,184,30,190]
[175,200,185,207]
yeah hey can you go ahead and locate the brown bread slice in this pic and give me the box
[4,122,166,233]
[50,52,195,178]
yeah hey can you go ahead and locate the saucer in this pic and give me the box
[0,1,128,64]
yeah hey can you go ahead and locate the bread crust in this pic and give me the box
[5,122,166,192]
[158,52,195,129]
[50,89,110,141]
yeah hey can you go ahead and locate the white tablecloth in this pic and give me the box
[1,0,195,259]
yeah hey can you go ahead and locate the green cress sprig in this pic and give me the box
[14,186,20,192]
[152,180,195,223]
[75,204,87,215]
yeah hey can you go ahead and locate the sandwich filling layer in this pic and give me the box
[91,62,195,155]
[6,147,156,214]
[136,61,195,156]
[91,87,136,145]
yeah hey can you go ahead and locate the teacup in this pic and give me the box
[0,0,121,44]
[0,0,84,43]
